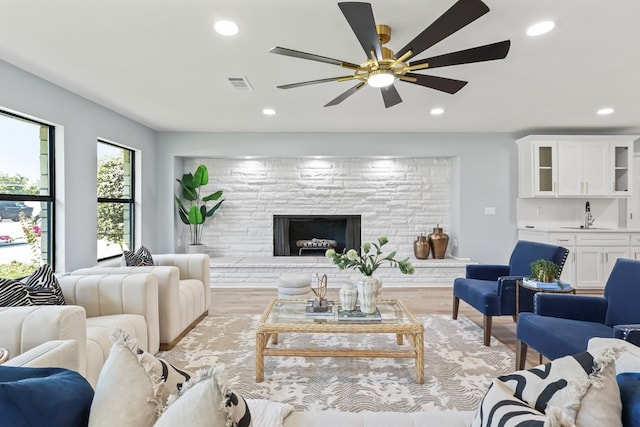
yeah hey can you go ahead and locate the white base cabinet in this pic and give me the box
[518,230,639,289]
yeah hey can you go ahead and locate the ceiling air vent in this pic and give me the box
[228,77,253,91]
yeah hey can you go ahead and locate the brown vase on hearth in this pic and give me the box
[427,225,449,259]
[413,234,430,259]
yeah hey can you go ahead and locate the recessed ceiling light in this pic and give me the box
[214,20,239,36]
[430,108,445,115]
[527,21,555,37]
[262,108,276,116]
[597,107,614,115]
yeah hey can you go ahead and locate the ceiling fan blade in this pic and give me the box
[324,82,366,107]
[395,0,490,61]
[277,76,356,89]
[409,40,511,69]
[381,84,402,108]
[270,47,361,69]
[403,73,468,94]
[338,2,382,60]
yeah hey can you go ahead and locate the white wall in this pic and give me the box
[157,132,518,264]
[0,59,157,271]
[183,157,452,258]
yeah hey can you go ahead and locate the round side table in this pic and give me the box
[0,348,9,364]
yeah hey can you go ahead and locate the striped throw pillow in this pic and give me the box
[123,246,154,267]
[0,278,32,307]
[21,264,65,305]
[471,379,548,426]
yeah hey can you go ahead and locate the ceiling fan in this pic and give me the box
[269,0,510,108]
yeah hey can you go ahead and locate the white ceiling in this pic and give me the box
[0,0,639,134]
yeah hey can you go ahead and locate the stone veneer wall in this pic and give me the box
[183,157,452,259]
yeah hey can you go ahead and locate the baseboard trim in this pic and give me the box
[159,311,208,351]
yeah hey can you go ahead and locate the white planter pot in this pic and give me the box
[186,244,208,254]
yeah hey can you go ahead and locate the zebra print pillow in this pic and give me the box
[0,278,32,306]
[497,346,622,426]
[471,378,548,426]
[123,246,154,267]
[21,264,66,305]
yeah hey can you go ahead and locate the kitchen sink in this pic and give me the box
[559,226,612,230]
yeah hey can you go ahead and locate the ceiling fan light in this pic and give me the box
[368,70,395,88]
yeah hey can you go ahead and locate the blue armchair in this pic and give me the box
[452,240,569,346]
[516,258,640,369]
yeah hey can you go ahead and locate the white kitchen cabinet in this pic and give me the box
[557,142,608,196]
[576,246,629,288]
[517,141,557,197]
[611,143,632,195]
[518,229,633,289]
[516,135,637,198]
[547,234,576,286]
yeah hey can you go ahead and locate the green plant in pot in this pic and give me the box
[175,164,224,251]
[529,259,560,283]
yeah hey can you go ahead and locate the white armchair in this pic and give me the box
[0,272,160,388]
[72,253,210,350]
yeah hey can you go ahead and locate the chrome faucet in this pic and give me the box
[584,201,595,229]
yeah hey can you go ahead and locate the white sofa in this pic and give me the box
[4,339,81,372]
[0,272,160,387]
[73,253,210,350]
[282,410,473,426]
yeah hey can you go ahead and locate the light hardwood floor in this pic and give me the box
[210,287,553,368]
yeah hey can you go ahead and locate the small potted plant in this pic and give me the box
[529,259,560,283]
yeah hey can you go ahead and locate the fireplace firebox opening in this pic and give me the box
[273,215,361,256]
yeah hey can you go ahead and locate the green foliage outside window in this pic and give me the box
[0,172,39,194]
[97,155,125,248]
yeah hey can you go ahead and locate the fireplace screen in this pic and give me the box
[273,215,361,256]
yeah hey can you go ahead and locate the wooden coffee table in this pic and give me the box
[255,298,424,383]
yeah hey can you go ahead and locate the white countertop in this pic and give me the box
[518,227,640,233]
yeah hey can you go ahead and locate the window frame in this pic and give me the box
[0,109,55,267]
[96,139,136,261]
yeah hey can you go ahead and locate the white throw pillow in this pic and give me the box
[154,366,252,427]
[89,330,192,427]
[588,337,640,374]
[497,345,622,427]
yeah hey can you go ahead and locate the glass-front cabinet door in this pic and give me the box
[611,143,632,196]
[533,142,557,196]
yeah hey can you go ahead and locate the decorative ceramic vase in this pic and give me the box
[427,224,449,259]
[356,276,381,314]
[339,282,358,311]
[413,234,430,259]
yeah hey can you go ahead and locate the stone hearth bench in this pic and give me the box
[210,256,476,288]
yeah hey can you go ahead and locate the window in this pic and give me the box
[97,140,135,260]
[0,111,54,277]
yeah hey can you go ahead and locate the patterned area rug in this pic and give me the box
[158,314,514,412]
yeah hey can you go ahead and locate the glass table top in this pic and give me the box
[264,298,416,325]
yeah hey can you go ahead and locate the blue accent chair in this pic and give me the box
[516,258,640,369]
[452,240,569,346]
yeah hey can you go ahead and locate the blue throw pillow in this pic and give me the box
[0,366,94,427]
[618,372,640,427]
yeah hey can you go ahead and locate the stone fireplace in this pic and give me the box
[273,215,361,256]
